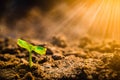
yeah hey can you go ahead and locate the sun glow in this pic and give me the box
[45,0,120,41]
[87,0,120,41]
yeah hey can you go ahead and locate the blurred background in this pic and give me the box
[0,0,120,42]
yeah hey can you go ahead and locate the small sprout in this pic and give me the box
[17,39,47,67]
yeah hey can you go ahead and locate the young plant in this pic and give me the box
[17,39,47,67]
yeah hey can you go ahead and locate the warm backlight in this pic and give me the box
[48,0,120,41]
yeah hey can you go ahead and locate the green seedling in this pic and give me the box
[17,39,47,67]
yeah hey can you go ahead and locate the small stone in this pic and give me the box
[52,54,63,60]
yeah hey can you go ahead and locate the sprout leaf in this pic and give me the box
[17,39,33,52]
[33,46,47,55]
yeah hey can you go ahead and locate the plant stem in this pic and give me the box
[29,51,32,67]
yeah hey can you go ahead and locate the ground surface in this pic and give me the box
[0,36,120,80]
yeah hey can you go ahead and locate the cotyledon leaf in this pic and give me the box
[17,39,47,54]
[17,39,33,52]
[33,46,47,55]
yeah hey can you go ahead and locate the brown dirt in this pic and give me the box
[0,36,120,80]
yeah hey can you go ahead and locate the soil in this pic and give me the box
[0,36,120,80]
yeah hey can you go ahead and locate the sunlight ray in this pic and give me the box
[44,0,120,41]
